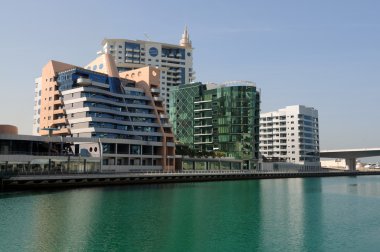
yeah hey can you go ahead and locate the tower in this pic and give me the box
[179,25,192,48]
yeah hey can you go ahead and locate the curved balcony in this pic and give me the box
[77,77,92,86]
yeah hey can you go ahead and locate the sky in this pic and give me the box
[0,0,380,153]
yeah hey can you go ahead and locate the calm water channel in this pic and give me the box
[1,176,380,251]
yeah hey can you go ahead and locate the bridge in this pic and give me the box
[320,148,380,170]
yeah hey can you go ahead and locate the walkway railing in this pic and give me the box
[4,166,379,178]
[0,168,348,178]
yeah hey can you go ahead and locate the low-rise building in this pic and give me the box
[260,105,320,166]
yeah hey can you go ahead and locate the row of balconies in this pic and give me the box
[162,53,183,58]
[125,52,140,58]
[125,48,140,52]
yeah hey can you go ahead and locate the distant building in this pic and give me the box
[260,105,320,165]
[32,53,175,171]
[32,77,42,136]
[169,81,261,169]
[320,159,347,169]
[99,27,195,112]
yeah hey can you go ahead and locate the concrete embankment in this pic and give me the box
[2,170,380,190]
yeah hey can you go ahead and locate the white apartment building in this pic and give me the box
[260,105,320,165]
[32,77,42,135]
[99,27,195,112]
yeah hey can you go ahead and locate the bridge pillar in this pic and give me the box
[345,158,356,171]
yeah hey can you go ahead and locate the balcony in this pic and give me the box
[153,96,164,102]
[162,123,172,128]
[194,108,212,112]
[194,141,213,145]
[159,114,169,119]
[194,124,212,128]
[53,99,62,105]
[151,88,160,94]
[53,118,67,124]
[53,109,64,115]
[77,77,92,86]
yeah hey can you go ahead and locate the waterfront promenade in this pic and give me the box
[2,169,380,190]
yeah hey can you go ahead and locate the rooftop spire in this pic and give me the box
[179,25,192,48]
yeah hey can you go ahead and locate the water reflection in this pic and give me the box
[2,177,380,251]
[257,178,309,251]
[29,188,102,251]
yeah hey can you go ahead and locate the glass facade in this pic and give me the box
[170,82,260,165]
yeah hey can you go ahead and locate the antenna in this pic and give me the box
[144,33,151,41]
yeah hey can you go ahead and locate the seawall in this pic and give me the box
[2,170,380,190]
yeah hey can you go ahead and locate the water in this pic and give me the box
[1,176,380,251]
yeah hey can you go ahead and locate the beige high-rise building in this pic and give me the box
[99,27,195,112]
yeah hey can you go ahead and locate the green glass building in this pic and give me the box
[169,81,260,169]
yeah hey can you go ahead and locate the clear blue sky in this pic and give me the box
[0,0,380,151]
